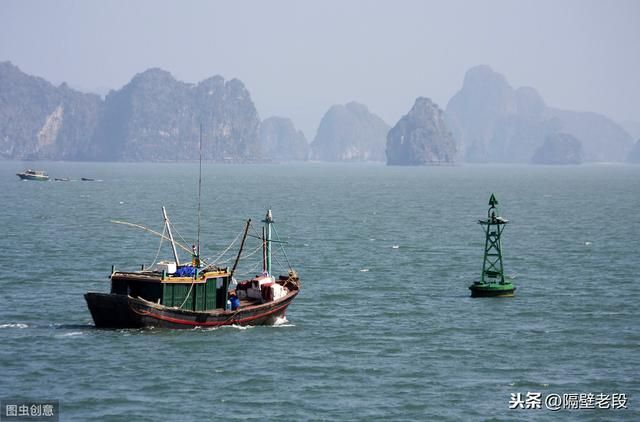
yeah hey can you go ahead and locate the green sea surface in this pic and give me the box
[1,161,638,421]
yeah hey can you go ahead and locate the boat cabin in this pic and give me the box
[110,265,234,312]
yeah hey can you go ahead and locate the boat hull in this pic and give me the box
[17,174,49,181]
[85,290,299,329]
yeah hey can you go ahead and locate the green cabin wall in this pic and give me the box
[111,275,228,311]
[161,277,227,311]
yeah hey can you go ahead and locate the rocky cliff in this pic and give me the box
[386,97,456,165]
[0,63,263,161]
[0,61,103,160]
[311,102,389,161]
[259,117,308,161]
[445,65,634,163]
[93,69,262,161]
[531,132,583,164]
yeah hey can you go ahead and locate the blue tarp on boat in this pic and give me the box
[174,266,196,277]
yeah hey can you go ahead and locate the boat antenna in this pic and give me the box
[263,209,273,275]
[197,122,203,262]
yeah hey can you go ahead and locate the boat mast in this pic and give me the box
[263,210,273,275]
[162,206,180,266]
[480,194,507,284]
[262,226,267,273]
[196,123,203,264]
[230,219,252,278]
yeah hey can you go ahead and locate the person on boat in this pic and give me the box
[191,244,200,267]
[228,291,240,310]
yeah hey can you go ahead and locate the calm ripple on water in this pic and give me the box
[1,162,638,421]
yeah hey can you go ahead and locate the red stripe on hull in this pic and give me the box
[85,291,298,329]
[130,301,291,327]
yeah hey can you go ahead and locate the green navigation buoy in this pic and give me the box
[469,194,516,297]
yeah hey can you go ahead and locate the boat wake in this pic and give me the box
[56,331,86,338]
[200,324,254,332]
[272,316,294,327]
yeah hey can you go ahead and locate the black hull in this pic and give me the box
[85,291,299,329]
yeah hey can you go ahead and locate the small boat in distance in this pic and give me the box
[16,169,49,181]
[85,208,300,328]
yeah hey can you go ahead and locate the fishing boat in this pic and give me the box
[85,208,300,329]
[469,194,516,297]
[16,169,49,181]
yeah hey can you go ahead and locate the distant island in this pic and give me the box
[311,102,389,162]
[386,97,456,165]
[531,133,583,165]
[259,116,309,161]
[445,65,634,164]
[0,61,305,162]
[0,61,636,164]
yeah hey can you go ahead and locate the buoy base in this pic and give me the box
[469,281,516,298]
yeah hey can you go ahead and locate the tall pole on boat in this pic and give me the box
[196,123,203,263]
[162,206,180,266]
[263,210,273,275]
[262,226,267,273]
[230,219,252,279]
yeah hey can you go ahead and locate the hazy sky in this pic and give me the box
[1,0,639,138]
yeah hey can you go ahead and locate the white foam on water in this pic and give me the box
[392,245,399,249]
[0,323,28,329]
[272,316,295,327]
[57,331,84,338]
[201,324,253,331]
[359,268,370,272]
[228,324,252,331]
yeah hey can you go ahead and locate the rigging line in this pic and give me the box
[238,242,264,260]
[147,223,167,268]
[216,242,262,267]
[207,227,245,264]
[178,280,196,309]
[110,220,193,255]
[272,224,293,269]
[249,223,264,240]
[167,221,211,267]
[168,220,212,266]
[272,254,286,272]
[236,260,263,277]
[169,221,191,249]
[216,241,263,267]
[247,233,288,243]
[110,220,212,266]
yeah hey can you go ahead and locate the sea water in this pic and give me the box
[0,161,638,421]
